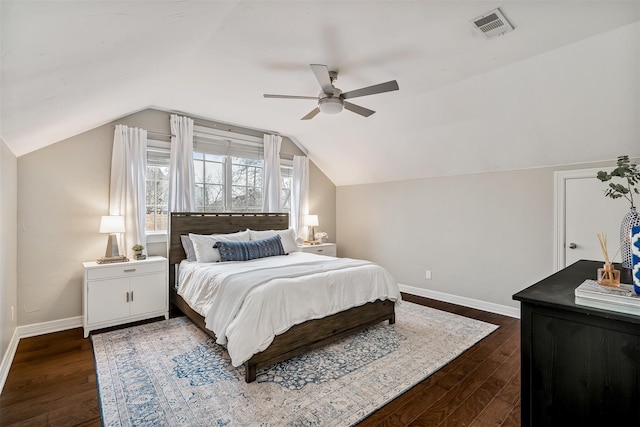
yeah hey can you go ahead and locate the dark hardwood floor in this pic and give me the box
[0,294,520,426]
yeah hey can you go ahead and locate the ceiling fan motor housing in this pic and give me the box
[318,97,344,114]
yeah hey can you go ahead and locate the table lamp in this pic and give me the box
[98,215,127,263]
[304,214,319,243]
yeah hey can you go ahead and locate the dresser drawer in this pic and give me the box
[86,259,166,280]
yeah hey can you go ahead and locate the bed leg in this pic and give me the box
[389,313,396,325]
[245,363,257,383]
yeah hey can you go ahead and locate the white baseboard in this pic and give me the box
[399,283,521,319]
[17,316,83,339]
[0,328,20,396]
[0,316,83,396]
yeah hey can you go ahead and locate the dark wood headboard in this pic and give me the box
[168,212,289,286]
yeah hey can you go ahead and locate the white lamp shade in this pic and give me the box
[304,214,319,227]
[99,215,125,233]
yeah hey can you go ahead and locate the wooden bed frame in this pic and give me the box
[168,212,396,382]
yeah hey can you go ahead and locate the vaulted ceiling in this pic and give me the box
[2,1,639,185]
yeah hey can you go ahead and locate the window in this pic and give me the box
[193,152,225,211]
[280,162,293,213]
[146,144,170,232]
[146,133,289,232]
[192,154,264,213]
[230,157,263,211]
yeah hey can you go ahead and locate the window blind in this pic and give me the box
[147,140,170,166]
[193,125,263,160]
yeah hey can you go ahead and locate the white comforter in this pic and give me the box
[177,252,401,366]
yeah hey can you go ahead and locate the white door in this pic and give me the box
[556,168,629,270]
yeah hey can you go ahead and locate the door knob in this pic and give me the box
[568,243,577,249]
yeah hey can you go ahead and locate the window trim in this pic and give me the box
[146,231,167,243]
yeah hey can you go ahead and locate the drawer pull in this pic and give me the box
[130,291,134,301]
[124,269,136,273]
[317,249,323,252]
[126,292,130,302]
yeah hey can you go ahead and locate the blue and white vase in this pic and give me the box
[631,226,640,295]
[620,207,640,269]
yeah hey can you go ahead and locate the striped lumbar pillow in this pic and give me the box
[214,235,285,262]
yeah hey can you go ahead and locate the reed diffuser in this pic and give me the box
[596,232,621,287]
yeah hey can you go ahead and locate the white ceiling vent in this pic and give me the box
[471,8,514,38]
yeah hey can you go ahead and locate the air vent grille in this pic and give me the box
[471,8,514,38]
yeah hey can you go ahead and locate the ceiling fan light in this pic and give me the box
[318,97,344,114]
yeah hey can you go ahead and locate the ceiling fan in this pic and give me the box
[263,64,399,120]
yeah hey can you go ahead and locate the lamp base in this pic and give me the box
[104,233,122,258]
[97,255,129,264]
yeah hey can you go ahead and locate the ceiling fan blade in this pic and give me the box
[264,94,319,100]
[301,107,321,120]
[310,64,334,96]
[341,80,399,100]
[343,101,375,117]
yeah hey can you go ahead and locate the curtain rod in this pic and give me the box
[112,125,174,138]
[191,118,278,137]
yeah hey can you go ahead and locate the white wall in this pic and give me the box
[16,108,336,326]
[1,138,18,367]
[323,22,639,186]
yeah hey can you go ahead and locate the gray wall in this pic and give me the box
[336,162,621,310]
[17,123,112,325]
[309,161,336,243]
[16,108,337,326]
[1,138,17,359]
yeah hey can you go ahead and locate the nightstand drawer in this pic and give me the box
[299,243,337,257]
[86,259,166,280]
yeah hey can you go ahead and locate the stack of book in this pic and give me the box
[96,255,129,264]
[575,279,640,316]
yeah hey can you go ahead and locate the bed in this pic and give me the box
[168,212,399,382]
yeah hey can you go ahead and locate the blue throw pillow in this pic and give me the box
[214,235,285,262]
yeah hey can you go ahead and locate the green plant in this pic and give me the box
[132,244,145,251]
[596,155,640,208]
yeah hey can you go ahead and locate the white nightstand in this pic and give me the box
[298,243,337,257]
[82,256,168,337]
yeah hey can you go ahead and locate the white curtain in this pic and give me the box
[110,125,147,257]
[262,134,282,212]
[291,155,309,240]
[168,114,195,212]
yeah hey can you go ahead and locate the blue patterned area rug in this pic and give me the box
[92,301,497,426]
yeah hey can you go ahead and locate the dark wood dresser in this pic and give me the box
[513,260,640,427]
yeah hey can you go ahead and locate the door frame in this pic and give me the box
[554,167,603,272]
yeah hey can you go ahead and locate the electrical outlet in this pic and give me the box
[425,270,432,280]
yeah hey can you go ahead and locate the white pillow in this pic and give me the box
[189,230,251,263]
[249,228,298,254]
